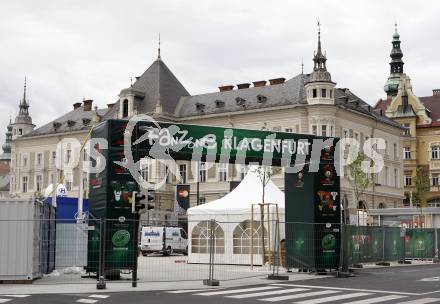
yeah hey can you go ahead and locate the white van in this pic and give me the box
[140,226,188,256]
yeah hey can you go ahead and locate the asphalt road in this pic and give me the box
[3,264,440,304]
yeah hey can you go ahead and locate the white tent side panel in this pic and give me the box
[187,169,286,265]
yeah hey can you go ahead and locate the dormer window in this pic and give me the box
[215,100,225,108]
[67,120,76,127]
[235,97,246,107]
[53,122,62,130]
[321,89,327,98]
[195,102,205,112]
[257,94,267,103]
[82,118,91,126]
[312,89,317,98]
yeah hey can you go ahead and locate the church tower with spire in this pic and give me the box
[12,78,35,140]
[305,22,336,105]
[384,24,405,97]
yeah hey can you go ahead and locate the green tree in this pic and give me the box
[345,153,373,211]
[412,165,430,207]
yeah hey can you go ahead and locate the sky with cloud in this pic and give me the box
[1,0,439,144]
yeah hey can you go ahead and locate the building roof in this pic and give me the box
[174,73,401,128]
[374,97,391,114]
[420,94,440,123]
[175,74,307,117]
[21,105,109,138]
[374,93,440,127]
[122,58,190,116]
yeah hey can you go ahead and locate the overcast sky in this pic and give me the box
[1,0,440,145]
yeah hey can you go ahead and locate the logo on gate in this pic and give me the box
[322,234,336,251]
[112,230,131,247]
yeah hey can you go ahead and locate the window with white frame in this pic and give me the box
[22,155,28,167]
[312,125,317,136]
[432,146,440,159]
[199,162,207,183]
[394,168,399,187]
[36,175,43,192]
[321,125,327,137]
[65,173,73,191]
[218,163,228,182]
[36,153,43,167]
[65,147,72,165]
[83,148,88,161]
[343,129,348,138]
[285,128,293,133]
[179,164,187,184]
[330,125,334,137]
[383,166,389,186]
[433,174,439,186]
[51,151,56,166]
[403,123,411,136]
[404,175,412,186]
[22,176,28,193]
[404,147,411,159]
[394,143,398,160]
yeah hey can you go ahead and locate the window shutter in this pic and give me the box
[208,164,216,179]
[228,164,237,178]
[188,162,193,181]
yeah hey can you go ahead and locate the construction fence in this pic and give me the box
[0,218,439,287]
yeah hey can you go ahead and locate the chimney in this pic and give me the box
[219,85,234,92]
[73,102,82,110]
[433,89,440,96]
[253,80,266,87]
[237,83,251,90]
[83,99,93,111]
[269,78,286,85]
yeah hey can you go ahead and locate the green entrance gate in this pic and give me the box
[86,118,340,276]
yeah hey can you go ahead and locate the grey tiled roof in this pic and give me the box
[174,72,401,128]
[21,106,109,138]
[175,74,307,117]
[122,58,190,116]
[334,89,403,128]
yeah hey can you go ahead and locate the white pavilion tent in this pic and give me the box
[187,168,285,265]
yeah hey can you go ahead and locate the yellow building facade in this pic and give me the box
[375,27,440,207]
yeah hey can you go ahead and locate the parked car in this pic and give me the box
[140,226,188,256]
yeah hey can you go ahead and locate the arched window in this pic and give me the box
[378,203,386,209]
[427,198,440,208]
[122,99,129,118]
[233,220,267,254]
[191,221,224,254]
[432,146,440,160]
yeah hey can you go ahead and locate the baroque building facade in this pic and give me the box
[9,31,404,223]
[375,27,440,208]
